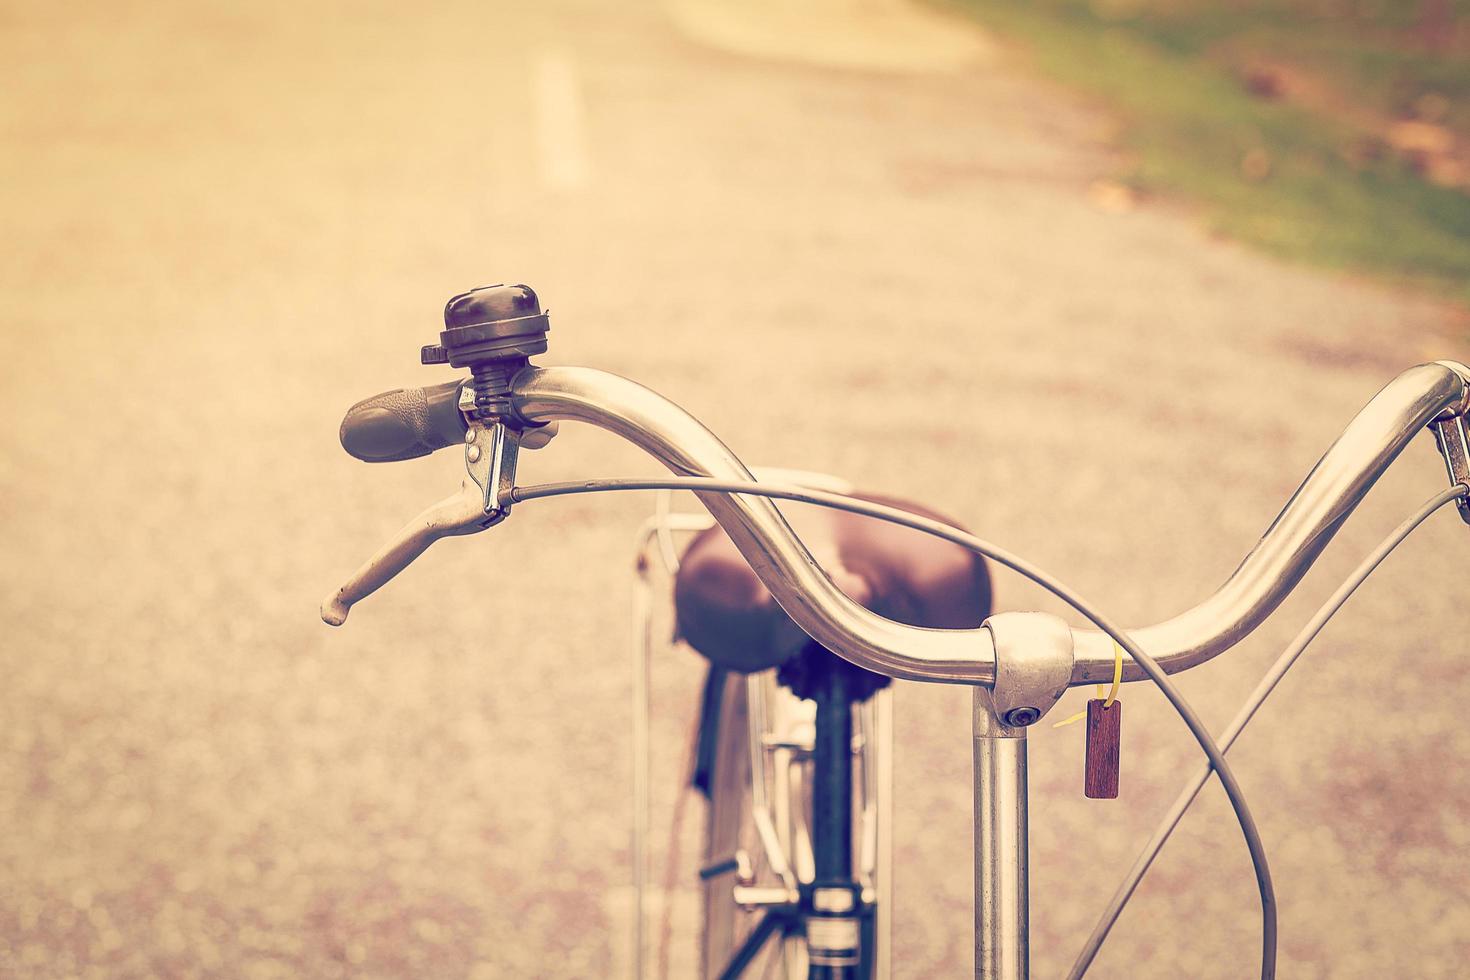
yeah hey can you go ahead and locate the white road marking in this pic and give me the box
[533,50,592,191]
[664,0,993,73]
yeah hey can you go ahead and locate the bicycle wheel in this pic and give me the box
[700,670,891,979]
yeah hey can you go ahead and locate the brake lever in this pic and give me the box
[321,420,522,625]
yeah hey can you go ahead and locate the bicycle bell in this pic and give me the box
[421,283,551,420]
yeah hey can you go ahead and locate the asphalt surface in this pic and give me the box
[3,0,1469,977]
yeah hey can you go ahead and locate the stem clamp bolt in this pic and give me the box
[1003,707,1042,727]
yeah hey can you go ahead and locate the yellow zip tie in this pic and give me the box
[1102,638,1123,707]
[1052,639,1125,727]
[1051,707,1088,728]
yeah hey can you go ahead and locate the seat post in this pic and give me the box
[808,661,862,979]
[813,664,853,882]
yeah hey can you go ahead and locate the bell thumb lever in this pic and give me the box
[321,421,520,626]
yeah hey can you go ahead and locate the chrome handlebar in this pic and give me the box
[325,359,1470,689]
[1069,359,1470,682]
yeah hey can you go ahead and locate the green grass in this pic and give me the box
[942,0,1470,303]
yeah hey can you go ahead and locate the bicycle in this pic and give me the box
[322,283,1470,979]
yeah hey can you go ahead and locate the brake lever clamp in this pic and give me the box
[1430,413,1470,526]
[1427,361,1470,526]
[464,419,519,519]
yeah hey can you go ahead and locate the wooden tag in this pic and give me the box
[1084,699,1122,799]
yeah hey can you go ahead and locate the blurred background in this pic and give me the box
[2,0,1468,977]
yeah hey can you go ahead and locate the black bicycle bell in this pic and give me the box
[421,283,550,369]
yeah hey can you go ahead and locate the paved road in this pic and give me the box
[3,0,1468,977]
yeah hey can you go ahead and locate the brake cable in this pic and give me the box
[508,476,1280,978]
[1065,482,1468,977]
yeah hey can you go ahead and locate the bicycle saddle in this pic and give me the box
[674,493,993,673]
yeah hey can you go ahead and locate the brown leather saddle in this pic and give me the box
[673,492,994,674]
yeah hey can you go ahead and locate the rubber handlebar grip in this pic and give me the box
[339,380,468,462]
